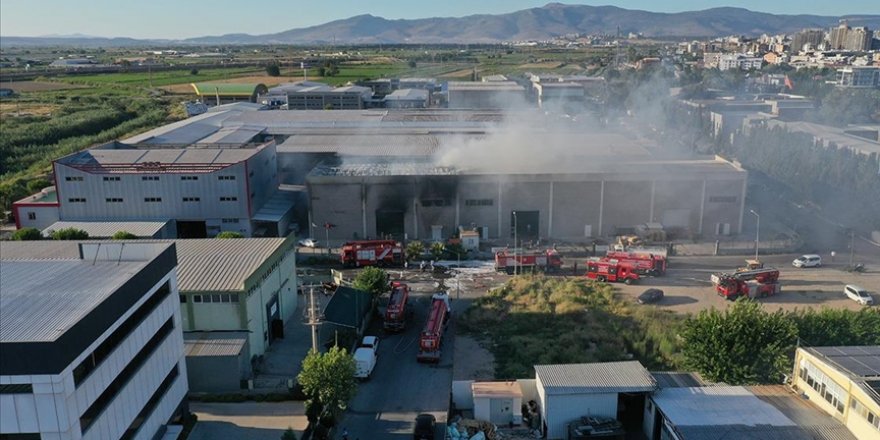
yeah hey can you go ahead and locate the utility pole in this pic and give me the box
[750,210,760,262]
[307,287,320,352]
[513,211,518,275]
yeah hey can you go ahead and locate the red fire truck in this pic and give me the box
[585,258,641,284]
[494,249,563,274]
[340,240,405,268]
[384,282,410,332]
[711,267,781,300]
[605,250,667,276]
[417,292,451,363]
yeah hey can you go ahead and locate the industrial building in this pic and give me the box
[266,82,373,110]
[45,140,292,238]
[191,83,269,105]
[305,154,748,242]
[445,81,528,109]
[532,82,585,108]
[792,346,880,439]
[12,186,59,230]
[837,66,880,88]
[384,88,430,108]
[41,220,176,239]
[0,242,187,440]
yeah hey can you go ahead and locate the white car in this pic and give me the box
[297,238,318,248]
[360,335,380,351]
[792,254,822,268]
[844,284,873,305]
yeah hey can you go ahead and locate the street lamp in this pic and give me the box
[749,210,760,262]
[513,211,518,275]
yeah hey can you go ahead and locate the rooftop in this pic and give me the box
[184,333,247,357]
[447,81,526,91]
[191,83,267,96]
[472,381,523,398]
[14,186,57,204]
[56,141,271,173]
[806,346,880,379]
[0,242,174,343]
[41,220,170,238]
[535,361,656,395]
[384,88,429,100]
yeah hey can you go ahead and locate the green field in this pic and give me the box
[59,67,265,88]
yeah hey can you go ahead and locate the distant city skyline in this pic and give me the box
[1,0,878,39]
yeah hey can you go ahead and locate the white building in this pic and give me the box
[0,242,187,440]
[718,54,763,71]
[837,66,880,88]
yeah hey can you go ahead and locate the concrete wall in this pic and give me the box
[243,244,297,356]
[185,347,250,393]
[14,204,60,231]
[543,392,618,439]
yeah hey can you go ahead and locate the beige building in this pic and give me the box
[792,346,880,440]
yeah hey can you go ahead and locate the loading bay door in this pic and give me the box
[511,211,539,239]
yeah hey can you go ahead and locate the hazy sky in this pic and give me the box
[2,0,878,39]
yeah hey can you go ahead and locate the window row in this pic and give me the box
[851,398,880,431]
[798,360,845,414]
[65,175,237,182]
[465,199,494,206]
[192,293,239,303]
[421,199,451,207]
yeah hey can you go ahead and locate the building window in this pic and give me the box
[144,197,162,202]
[119,364,180,440]
[851,398,880,431]
[68,197,86,203]
[799,359,846,414]
[79,318,175,434]
[181,176,199,181]
[103,176,121,182]
[65,176,84,182]
[193,295,202,303]
[27,212,36,220]
[220,196,238,202]
[105,198,124,203]
[465,199,493,206]
[141,176,160,181]
[194,293,239,303]
[222,218,239,223]
[708,196,738,203]
[0,384,33,394]
[182,197,200,202]
[218,175,236,181]
[179,295,187,303]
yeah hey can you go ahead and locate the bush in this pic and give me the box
[266,63,281,77]
[51,227,89,240]
[112,230,138,240]
[216,231,244,239]
[405,241,425,261]
[352,266,389,298]
[10,227,42,240]
[190,68,199,75]
[281,428,298,440]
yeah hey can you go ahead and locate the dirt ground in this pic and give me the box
[1,80,87,92]
[0,102,60,117]
[438,69,478,78]
[517,62,564,69]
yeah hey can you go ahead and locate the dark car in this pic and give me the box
[637,288,664,304]
[414,413,436,440]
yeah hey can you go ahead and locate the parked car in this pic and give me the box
[360,335,380,351]
[792,254,822,268]
[414,413,436,440]
[637,288,664,304]
[844,284,873,305]
[298,238,318,248]
[354,346,377,379]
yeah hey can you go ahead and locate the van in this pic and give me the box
[354,347,377,379]
[792,254,822,268]
[844,284,873,305]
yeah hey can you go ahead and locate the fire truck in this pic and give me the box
[585,258,641,284]
[340,240,405,268]
[494,249,563,274]
[605,250,667,276]
[384,282,410,332]
[417,292,451,363]
[711,267,781,300]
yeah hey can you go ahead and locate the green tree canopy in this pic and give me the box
[266,63,281,77]
[429,241,445,260]
[296,346,357,414]
[352,266,389,298]
[280,428,298,440]
[51,227,89,240]
[405,241,425,261]
[680,300,797,385]
[10,227,42,240]
[215,231,244,239]
[111,230,138,240]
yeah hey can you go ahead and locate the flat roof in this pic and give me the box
[472,381,523,398]
[535,361,656,395]
[805,346,880,379]
[57,142,269,173]
[14,187,57,204]
[750,385,858,440]
[385,88,429,100]
[447,81,525,91]
[0,242,174,344]
[42,220,170,238]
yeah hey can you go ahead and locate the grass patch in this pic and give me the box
[58,67,264,88]
[460,275,683,378]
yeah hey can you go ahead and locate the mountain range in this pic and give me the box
[3,3,880,47]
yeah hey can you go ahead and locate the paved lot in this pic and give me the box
[188,402,307,440]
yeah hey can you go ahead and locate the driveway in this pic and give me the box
[188,401,308,440]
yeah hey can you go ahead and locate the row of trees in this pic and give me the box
[404,240,467,262]
[681,301,880,384]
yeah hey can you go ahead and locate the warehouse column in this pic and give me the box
[547,180,554,238]
[497,179,503,240]
[455,188,460,230]
[598,180,605,236]
[649,180,656,223]
[413,197,419,239]
[737,178,747,234]
[361,182,367,239]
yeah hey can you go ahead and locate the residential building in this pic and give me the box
[830,20,873,51]
[0,242,187,440]
[837,66,880,88]
[718,54,763,71]
[46,140,289,238]
[792,346,880,439]
[791,29,826,52]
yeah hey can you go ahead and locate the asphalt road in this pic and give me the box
[339,287,453,439]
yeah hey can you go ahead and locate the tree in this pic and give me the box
[445,242,466,260]
[408,60,417,69]
[11,227,42,241]
[405,240,425,261]
[429,242,445,260]
[190,68,199,75]
[51,227,89,240]
[297,346,357,415]
[266,63,281,77]
[789,308,880,346]
[680,300,797,385]
[352,266,389,299]
[112,231,138,240]
[280,427,298,440]
[215,231,243,238]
